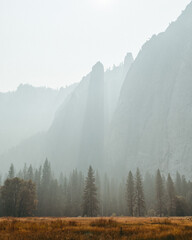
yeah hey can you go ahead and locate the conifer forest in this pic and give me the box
[0,160,192,218]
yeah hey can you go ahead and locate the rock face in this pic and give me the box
[1,55,133,173]
[46,62,105,171]
[79,62,104,168]
[0,84,76,155]
[107,2,192,177]
[46,57,133,171]
[104,53,133,129]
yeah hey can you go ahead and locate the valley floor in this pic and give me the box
[0,217,192,239]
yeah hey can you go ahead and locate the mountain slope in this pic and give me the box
[1,55,133,173]
[0,84,76,155]
[107,2,192,177]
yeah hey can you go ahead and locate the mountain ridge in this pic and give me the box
[107,1,192,177]
[0,55,133,173]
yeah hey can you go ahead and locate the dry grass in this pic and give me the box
[0,217,192,239]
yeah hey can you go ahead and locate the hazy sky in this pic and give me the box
[0,0,191,92]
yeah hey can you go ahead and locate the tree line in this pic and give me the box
[0,160,192,217]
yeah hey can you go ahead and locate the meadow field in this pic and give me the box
[0,217,192,239]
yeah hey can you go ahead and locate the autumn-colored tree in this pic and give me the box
[1,177,37,217]
[18,180,37,217]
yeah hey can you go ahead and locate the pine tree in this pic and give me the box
[95,170,101,215]
[82,166,99,217]
[42,159,51,186]
[68,169,84,216]
[49,179,60,216]
[134,168,145,216]
[143,172,155,212]
[155,169,165,216]
[167,174,176,216]
[27,165,34,181]
[175,172,182,196]
[118,180,127,215]
[8,163,15,179]
[102,173,111,216]
[110,178,118,216]
[126,171,134,216]
[23,163,28,180]
[39,159,52,216]
[181,175,188,197]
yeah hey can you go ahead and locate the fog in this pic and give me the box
[1,2,192,178]
[0,0,192,220]
[0,0,190,92]
[0,53,133,172]
[0,84,76,155]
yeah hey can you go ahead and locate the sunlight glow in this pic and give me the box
[94,0,113,7]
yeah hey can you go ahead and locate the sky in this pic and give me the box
[0,0,191,92]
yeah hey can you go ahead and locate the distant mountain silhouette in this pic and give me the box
[0,84,76,155]
[0,55,133,172]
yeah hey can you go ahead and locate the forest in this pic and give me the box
[0,159,191,218]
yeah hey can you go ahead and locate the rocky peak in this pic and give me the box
[124,52,134,68]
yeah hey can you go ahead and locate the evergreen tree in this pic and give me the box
[175,196,189,216]
[49,179,61,216]
[155,169,165,216]
[62,176,69,215]
[39,159,52,216]
[186,190,192,215]
[181,175,188,197]
[134,168,145,216]
[167,174,176,216]
[23,163,28,180]
[42,159,51,186]
[68,169,84,216]
[175,172,182,196]
[27,165,34,181]
[118,180,127,215]
[143,172,156,213]
[8,163,15,179]
[111,178,119,216]
[95,170,101,215]
[102,173,111,216]
[126,171,134,216]
[82,166,99,217]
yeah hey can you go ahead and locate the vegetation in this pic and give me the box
[1,178,37,217]
[0,217,192,239]
[0,160,192,217]
[155,169,166,217]
[133,168,145,216]
[126,171,134,216]
[82,166,99,217]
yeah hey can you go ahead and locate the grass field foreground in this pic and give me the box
[0,217,192,239]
